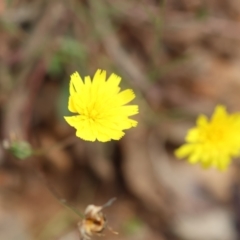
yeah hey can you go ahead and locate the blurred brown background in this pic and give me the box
[1,0,240,239]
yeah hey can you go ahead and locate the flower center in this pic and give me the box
[205,125,226,144]
[88,108,99,121]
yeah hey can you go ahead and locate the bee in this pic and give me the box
[78,198,118,240]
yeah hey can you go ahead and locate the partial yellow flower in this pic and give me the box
[175,105,240,170]
[64,69,139,142]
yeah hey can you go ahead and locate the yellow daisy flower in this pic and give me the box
[64,69,139,142]
[175,105,240,170]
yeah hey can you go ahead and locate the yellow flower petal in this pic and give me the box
[70,72,84,95]
[211,105,227,122]
[68,96,78,113]
[175,144,195,158]
[216,156,230,171]
[95,121,125,141]
[64,115,85,127]
[105,73,121,94]
[196,114,208,127]
[92,69,107,92]
[116,89,136,106]
[102,105,139,118]
[185,128,199,142]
